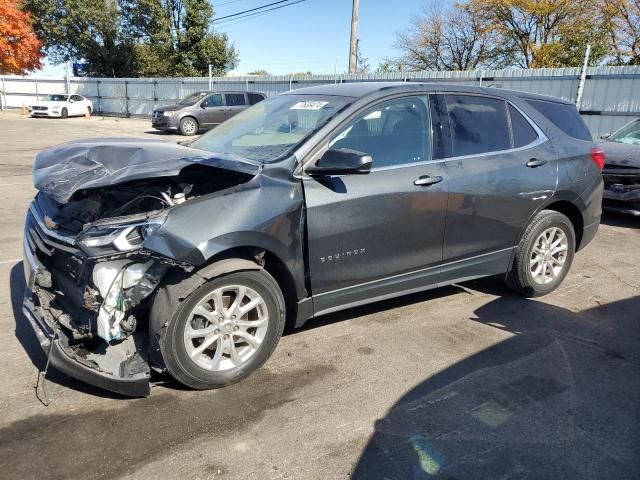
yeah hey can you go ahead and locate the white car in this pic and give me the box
[30,94,93,118]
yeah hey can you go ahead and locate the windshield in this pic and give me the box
[189,94,352,163]
[609,119,640,145]
[178,92,208,106]
[43,94,69,102]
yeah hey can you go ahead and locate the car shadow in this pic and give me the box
[601,210,639,228]
[352,279,640,479]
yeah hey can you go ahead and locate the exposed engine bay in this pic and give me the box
[24,139,262,396]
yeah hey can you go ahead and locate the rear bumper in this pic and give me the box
[22,216,151,397]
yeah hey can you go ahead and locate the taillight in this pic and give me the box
[590,147,605,171]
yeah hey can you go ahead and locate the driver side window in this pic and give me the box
[329,96,431,169]
[202,94,223,108]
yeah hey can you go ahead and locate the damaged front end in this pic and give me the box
[602,164,640,216]
[22,139,260,397]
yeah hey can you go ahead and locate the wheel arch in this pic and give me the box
[543,200,584,251]
[148,246,302,369]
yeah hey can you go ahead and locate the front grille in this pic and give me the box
[27,205,86,281]
[152,111,162,119]
[32,106,48,111]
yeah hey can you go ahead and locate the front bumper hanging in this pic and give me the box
[22,214,151,397]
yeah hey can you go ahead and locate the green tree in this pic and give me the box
[23,0,238,77]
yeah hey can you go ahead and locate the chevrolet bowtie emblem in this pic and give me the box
[44,216,58,229]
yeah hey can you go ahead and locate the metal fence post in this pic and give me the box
[96,80,101,114]
[124,80,129,117]
[0,77,5,111]
[35,78,39,101]
[576,44,591,109]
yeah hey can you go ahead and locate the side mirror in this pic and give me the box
[600,133,611,139]
[306,149,373,176]
[69,99,75,103]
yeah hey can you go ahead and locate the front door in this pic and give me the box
[200,93,226,127]
[303,95,449,314]
[434,93,558,283]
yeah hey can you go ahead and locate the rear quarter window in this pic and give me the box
[526,99,592,141]
[248,93,265,105]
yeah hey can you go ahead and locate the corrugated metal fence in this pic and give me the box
[2,66,640,137]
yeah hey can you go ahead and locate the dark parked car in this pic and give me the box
[598,118,640,216]
[151,90,266,135]
[23,83,603,396]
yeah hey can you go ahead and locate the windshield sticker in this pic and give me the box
[290,101,328,111]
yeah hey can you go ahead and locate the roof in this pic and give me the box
[283,81,574,105]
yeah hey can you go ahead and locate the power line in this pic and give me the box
[214,0,253,7]
[214,0,301,22]
[214,0,308,26]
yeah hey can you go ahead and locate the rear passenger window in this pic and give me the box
[526,99,592,141]
[329,96,431,168]
[445,95,510,156]
[225,93,246,106]
[248,93,265,105]
[509,104,538,147]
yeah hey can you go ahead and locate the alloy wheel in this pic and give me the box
[529,227,569,285]
[183,285,269,371]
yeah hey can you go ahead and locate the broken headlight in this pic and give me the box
[78,214,167,252]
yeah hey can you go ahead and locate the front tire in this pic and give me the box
[161,269,286,390]
[505,210,575,297]
[61,108,68,119]
[179,116,198,136]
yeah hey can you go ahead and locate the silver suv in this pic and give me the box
[152,91,266,135]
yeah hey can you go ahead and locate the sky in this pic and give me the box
[40,0,427,76]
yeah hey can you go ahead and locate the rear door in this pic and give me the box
[303,95,449,313]
[224,93,248,120]
[200,93,225,127]
[435,93,558,282]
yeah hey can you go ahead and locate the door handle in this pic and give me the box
[526,158,548,168]
[414,175,444,186]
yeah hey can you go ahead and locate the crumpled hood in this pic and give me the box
[598,140,640,168]
[33,137,262,204]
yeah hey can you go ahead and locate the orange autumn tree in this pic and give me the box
[0,0,43,74]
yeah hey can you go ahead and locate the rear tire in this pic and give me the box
[505,210,575,297]
[179,116,198,136]
[86,106,92,117]
[160,269,286,390]
[61,108,68,119]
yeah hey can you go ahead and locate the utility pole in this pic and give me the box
[348,0,359,75]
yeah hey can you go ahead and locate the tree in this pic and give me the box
[465,0,611,67]
[604,0,640,64]
[0,0,43,74]
[355,42,370,74]
[394,1,501,71]
[247,70,270,76]
[23,0,238,77]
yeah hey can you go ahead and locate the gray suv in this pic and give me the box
[23,83,603,396]
[152,90,266,135]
